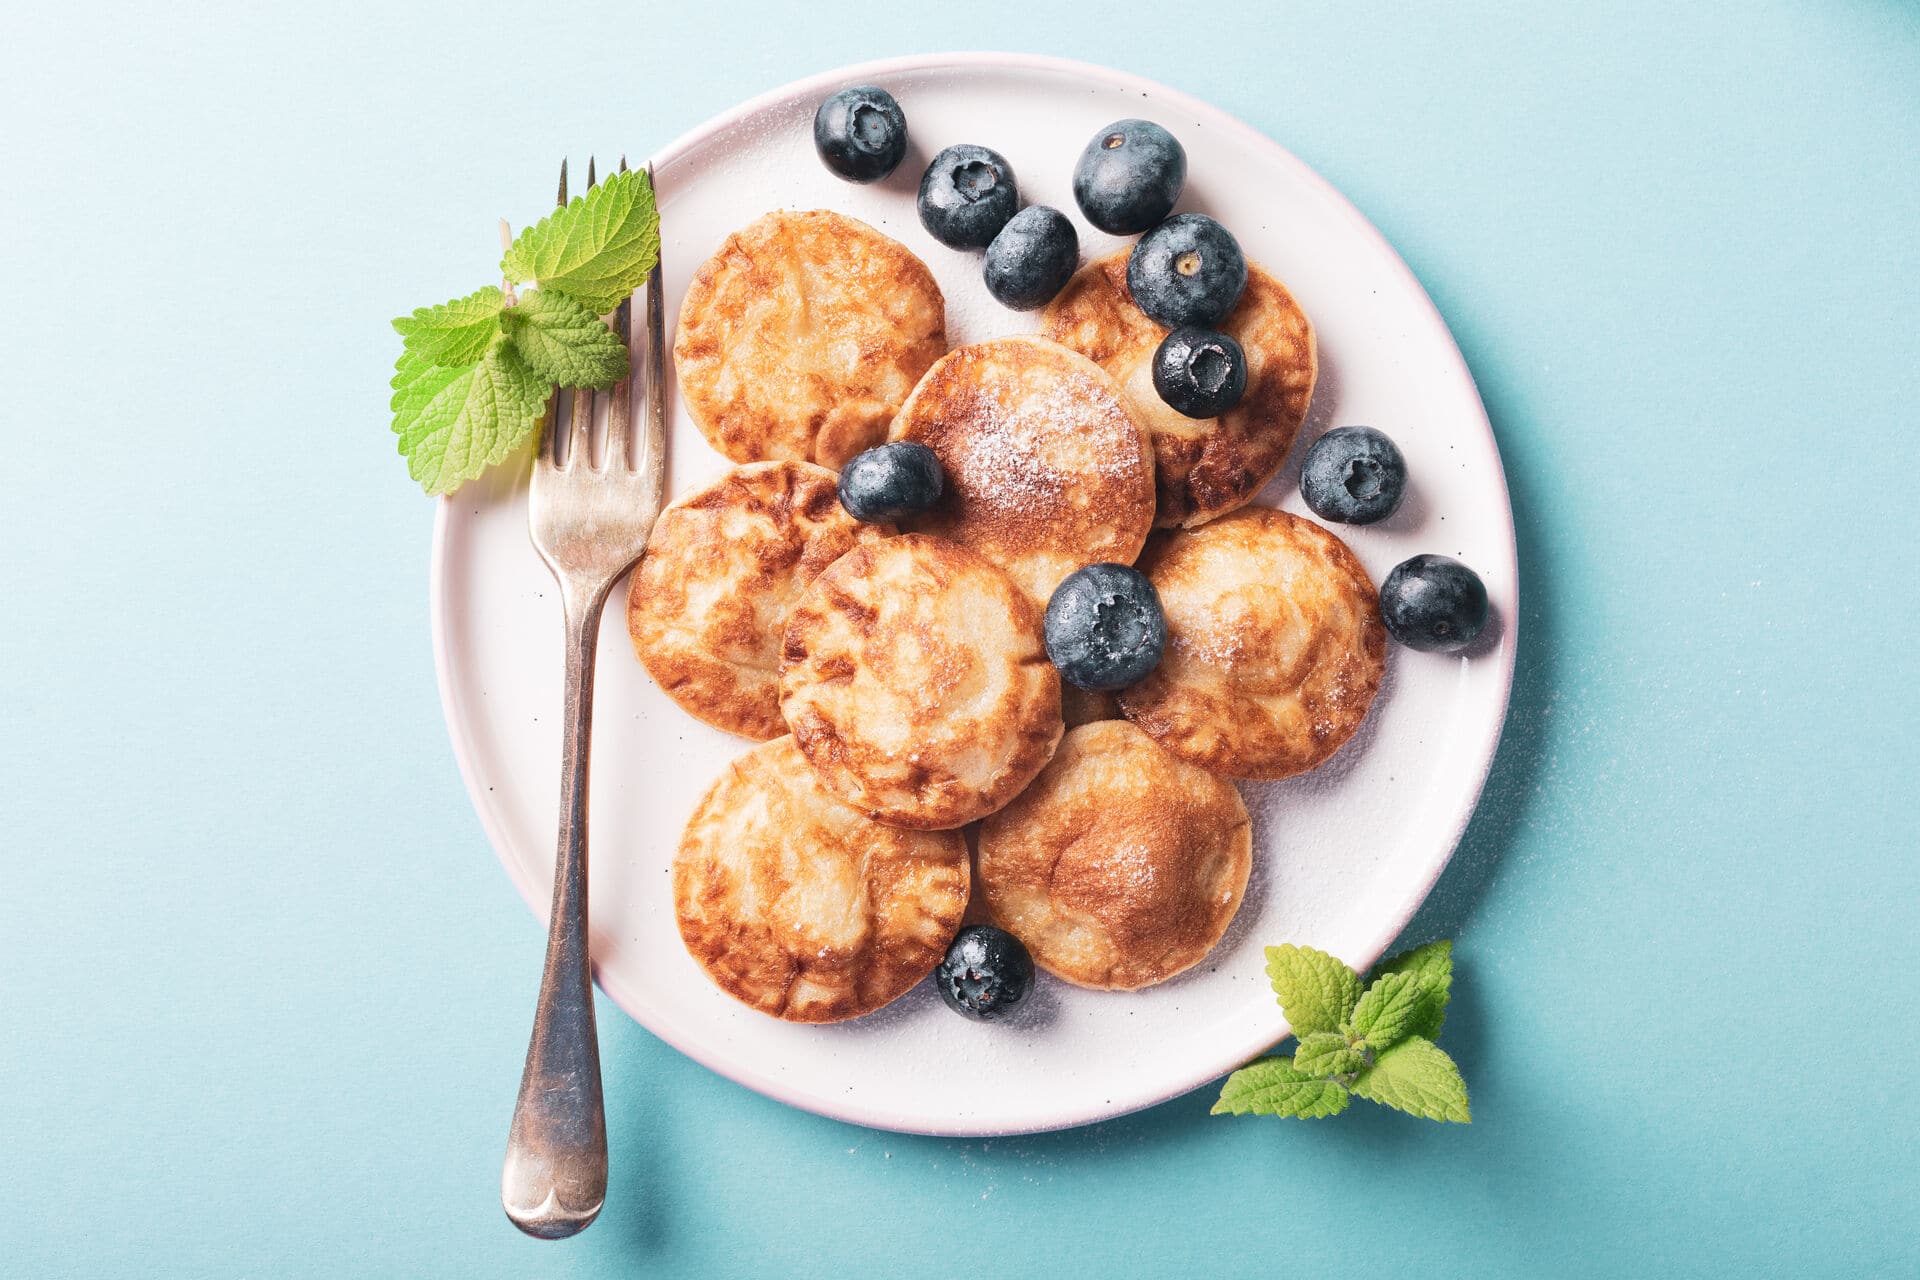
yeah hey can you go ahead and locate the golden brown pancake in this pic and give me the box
[1040,251,1315,528]
[675,210,946,469]
[977,720,1251,990]
[627,461,892,740]
[675,736,969,1023]
[1118,507,1385,779]
[887,335,1155,607]
[780,534,1063,830]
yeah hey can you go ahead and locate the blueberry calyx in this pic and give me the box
[953,161,998,200]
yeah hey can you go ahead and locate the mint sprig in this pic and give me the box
[389,166,658,495]
[1212,939,1471,1124]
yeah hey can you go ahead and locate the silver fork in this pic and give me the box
[501,156,667,1240]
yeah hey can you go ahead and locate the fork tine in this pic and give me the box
[642,162,667,478]
[602,295,634,469]
[536,388,561,468]
[600,155,642,469]
[533,159,572,471]
[525,154,666,595]
[564,384,594,472]
[587,155,597,189]
[601,164,634,465]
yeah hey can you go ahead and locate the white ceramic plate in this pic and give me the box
[431,53,1515,1136]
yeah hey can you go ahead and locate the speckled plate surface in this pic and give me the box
[430,52,1516,1136]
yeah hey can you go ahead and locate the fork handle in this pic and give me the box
[502,581,612,1238]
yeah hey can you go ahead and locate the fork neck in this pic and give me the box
[556,580,616,750]
[558,576,616,646]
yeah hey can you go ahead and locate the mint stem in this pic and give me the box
[498,219,518,305]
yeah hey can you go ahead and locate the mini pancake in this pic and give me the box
[675,736,969,1023]
[780,534,1064,830]
[977,720,1251,990]
[675,209,947,469]
[1040,250,1316,528]
[1118,507,1385,780]
[887,335,1155,606]
[627,461,892,740]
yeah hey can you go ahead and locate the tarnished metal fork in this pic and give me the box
[502,156,667,1240]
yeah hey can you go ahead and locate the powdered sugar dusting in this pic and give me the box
[1106,842,1162,898]
[953,398,1068,515]
[1172,627,1247,667]
[944,353,1142,519]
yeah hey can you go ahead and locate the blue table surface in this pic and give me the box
[4,2,1916,1276]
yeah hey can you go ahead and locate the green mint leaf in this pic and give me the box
[1348,970,1425,1049]
[1264,944,1362,1037]
[505,289,630,388]
[1211,1057,1350,1119]
[392,286,505,366]
[502,167,660,314]
[391,346,453,394]
[1292,1032,1365,1077]
[1373,939,1453,1040]
[390,349,466,438]
[391,336,549,495]
[1351,1036,1471,1123]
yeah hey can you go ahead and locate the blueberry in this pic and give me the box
[917,144,1019,249]
[837,442,943,523]
[1044,563,1168,691]
[1300,426,1408,525]
[983,206,1079,310]
[1072,119,1186,234]
[1151,327,1247,418]
[1126,213,1247,329]
[812,86,908,183]
[936,925,1035,1021]
[1380,555,1489,653]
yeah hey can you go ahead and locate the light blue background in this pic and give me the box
[4,2,1915,1275]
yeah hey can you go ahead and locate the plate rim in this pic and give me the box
[429,49,1519,1137]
